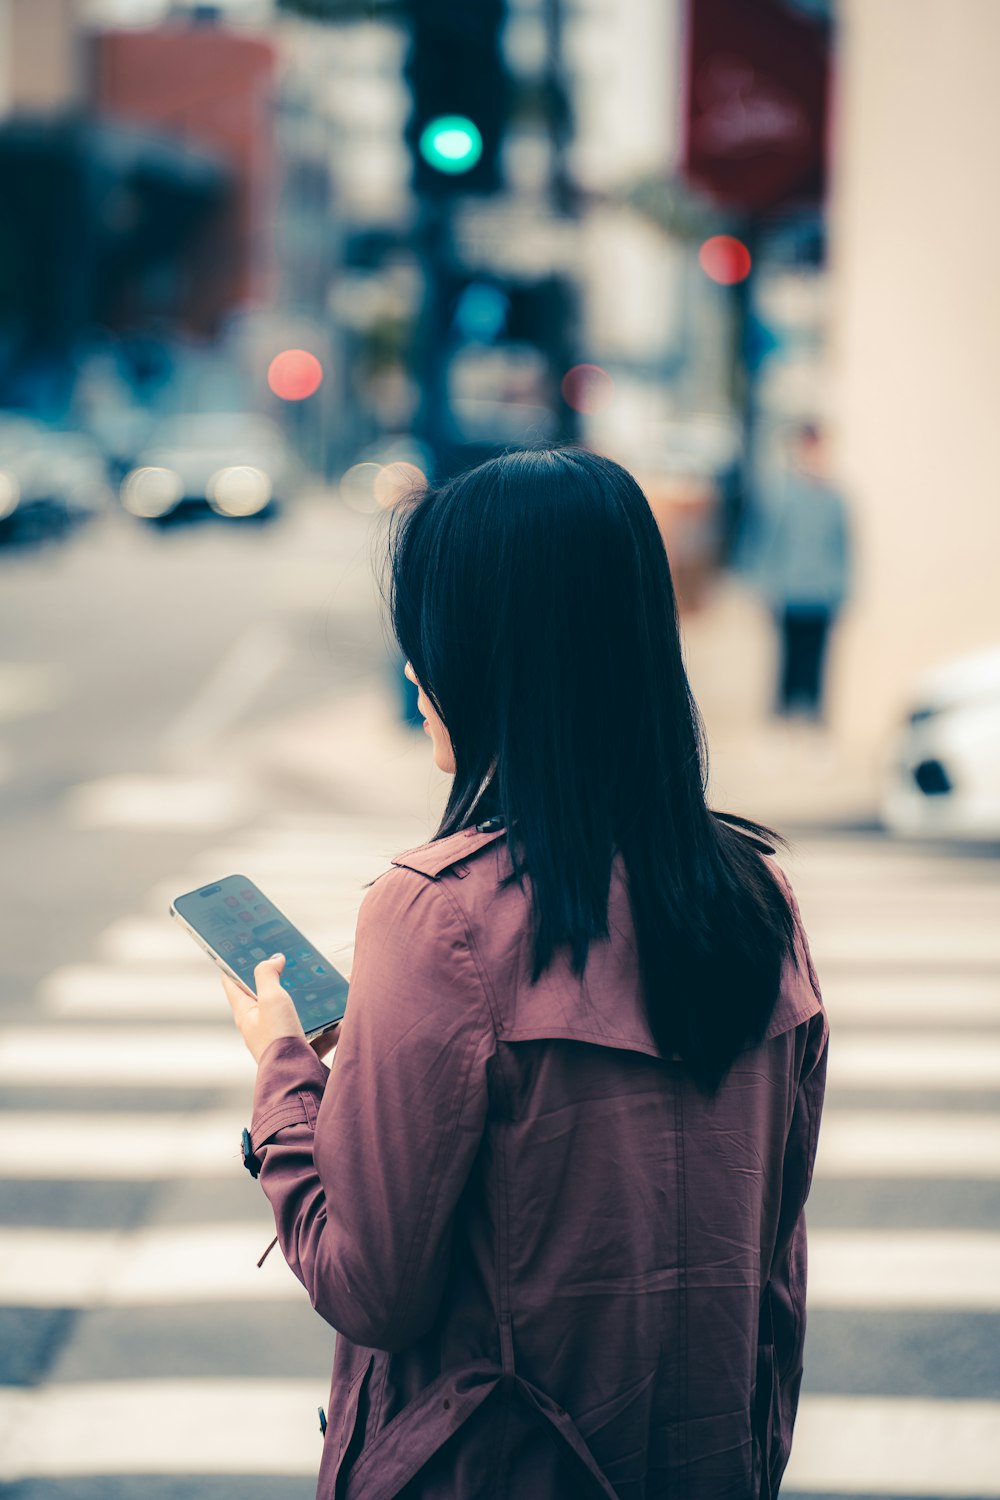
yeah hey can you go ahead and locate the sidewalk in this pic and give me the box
[681,573,880,832]
[237,570,880,836]
[241,676,454,831]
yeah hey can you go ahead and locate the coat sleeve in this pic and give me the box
[768,879,830,1486]
[248,865,496,1352]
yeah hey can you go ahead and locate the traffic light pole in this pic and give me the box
[411,194,455,484]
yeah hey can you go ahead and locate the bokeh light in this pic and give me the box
[698,236,752,286]
[340,461,426,513]
[560,363,615,414]
[340,462,383,514]
[0,471,20,521]
[419,116,483,175]
[267,349,324,401]
[120,465,184,519]
[206,465,272,517]
[373,461,427,509]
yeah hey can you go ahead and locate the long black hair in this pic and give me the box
[381,447,799,1095]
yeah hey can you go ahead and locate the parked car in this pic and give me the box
[881,643,1000,838]
[0,415,110,541]
[85,403,156,484]
[119,412,297,522]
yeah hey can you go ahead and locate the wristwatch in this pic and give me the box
[241,1127,263,1179]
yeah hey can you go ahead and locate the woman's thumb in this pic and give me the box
[254,953,286,992]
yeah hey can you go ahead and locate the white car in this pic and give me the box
[881,644,1000,838]
[0,416,110,537]
[119,412,298,522]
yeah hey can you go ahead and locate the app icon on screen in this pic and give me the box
[225,896,239,909]
[240,888,254,901]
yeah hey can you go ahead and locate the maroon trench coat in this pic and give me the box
[249,823,829,1500]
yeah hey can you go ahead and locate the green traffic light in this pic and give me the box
[419,115,483,174]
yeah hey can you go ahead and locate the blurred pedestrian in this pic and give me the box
[752,422,853,726]
[224,448,829,1499]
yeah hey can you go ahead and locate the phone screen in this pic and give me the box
[173,874,348,1035]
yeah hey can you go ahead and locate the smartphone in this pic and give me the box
[170,874,349,1040]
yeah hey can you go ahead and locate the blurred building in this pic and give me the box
[273,13,414,470]
[554,0,830,602]
[92,19,278,329]
[563,0,689,458]
[828,0,1000,769]
[0,3,246,417]
[0,1,341,472]
[0,0,83,115]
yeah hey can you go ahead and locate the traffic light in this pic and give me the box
[404,0,508,197]
[419,116,482,175]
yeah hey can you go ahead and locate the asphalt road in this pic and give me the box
[2,501,999,1498]
[0,495,393,995]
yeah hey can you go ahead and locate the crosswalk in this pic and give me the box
[780,836,1000,1498]
[1,819,998,1494]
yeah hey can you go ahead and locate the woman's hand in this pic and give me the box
[222,954,349,1066]
[222,953,305,1065]
[308,1021,342,1062]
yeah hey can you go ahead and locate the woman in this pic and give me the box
[224,448,829,1500]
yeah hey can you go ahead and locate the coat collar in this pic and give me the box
[391,822,508,879]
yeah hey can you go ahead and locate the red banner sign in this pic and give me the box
[681,0,830,214]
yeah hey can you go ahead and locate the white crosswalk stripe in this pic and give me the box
[7,1020,1000,1089]
[1,1104,995,1181]
[95,914,217,965]
[817,973,1000,1025]
[804,1230,1000,1309]
[815,1109,1000,1177]
[809,925,1000,965]
[783,1395,1000,1496]
[35,963,1000,1025]
[0,1381,324,1480]
[1,821,999,1495]
[0,1109,256,1178]
[0,1384,997,1490]
[39,964,247,1018]
[0,1025,256,1085]
[3,1223,998,1312]
[65,773,259,831]
[826,1032,1000,1088]
[0,1224,304,1307]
